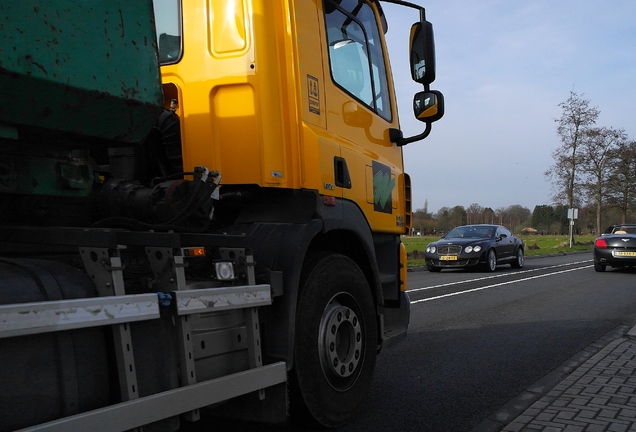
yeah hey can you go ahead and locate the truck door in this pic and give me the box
[320,0,405,233]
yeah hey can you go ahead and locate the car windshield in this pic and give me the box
[445,226,494,239]
[613,226,636,234]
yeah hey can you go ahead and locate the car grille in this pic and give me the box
[437,245,462,255]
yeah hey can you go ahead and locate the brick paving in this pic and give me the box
[502,336,636,432]
[473,325,636,432]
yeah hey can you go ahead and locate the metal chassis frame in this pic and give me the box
[15,363,286,432]
[0,226,286,432]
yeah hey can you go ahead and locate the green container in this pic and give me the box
[0,0,163,145]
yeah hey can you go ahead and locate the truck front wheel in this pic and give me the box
[292,253,377,428]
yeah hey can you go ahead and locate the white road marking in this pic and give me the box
[409,262,593,304]
[408,260,592,293]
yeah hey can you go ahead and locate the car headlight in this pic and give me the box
[464,245,482,253]
[426,246,436,253]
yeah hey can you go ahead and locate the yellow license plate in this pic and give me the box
[615,251,636,257]
[440,255,458,261]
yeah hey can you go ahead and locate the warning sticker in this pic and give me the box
[307,75,320,114]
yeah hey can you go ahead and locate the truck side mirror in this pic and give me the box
[409,21,436,85]
[388,10,444,146]
[413,90,444,123]
[389,90,444,146]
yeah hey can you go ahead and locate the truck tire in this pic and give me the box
[292,253,377,428]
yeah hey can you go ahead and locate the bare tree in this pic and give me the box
[505,204,532,233]
[450,205,466,227]
[434,207,452,232]
[495,207,507,225]
[545,91,600,208]
[606,139,636,224]
[411,201,437,235]
[466,203,483,224]
[482,207,495,224]
[434,206,467,231]
[579,127,625,234]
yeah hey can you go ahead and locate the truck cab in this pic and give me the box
[149,1,442,425]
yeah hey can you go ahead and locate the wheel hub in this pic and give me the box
[319,300,363,386]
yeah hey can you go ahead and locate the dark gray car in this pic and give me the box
[424,224,524,272]
[594,224,636,272]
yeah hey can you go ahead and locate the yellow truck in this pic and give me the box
[0,0,443,430]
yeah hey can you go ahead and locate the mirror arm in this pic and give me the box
[390,122,432,147]
[380,0,426,21]
[391,82,436,146]
[382,1,439,146]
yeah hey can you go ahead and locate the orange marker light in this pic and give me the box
[183,247,206,257]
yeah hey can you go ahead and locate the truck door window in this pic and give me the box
[324,0,392,121]
[153,0,182,64]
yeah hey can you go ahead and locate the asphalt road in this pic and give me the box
[187,253,636,432]
[347,253,636,432]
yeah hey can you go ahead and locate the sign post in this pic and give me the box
[567,208,579,248]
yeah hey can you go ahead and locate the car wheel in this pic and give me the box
[427,264,441,272]
[510,248,524,268]
[291,253,377,428]
[484,249,497,272]
[594,261,606,272]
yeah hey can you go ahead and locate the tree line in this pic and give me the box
[411,201,632,237]
[411,202,570,236]
[411,201,533,235]
[411,91,636,237]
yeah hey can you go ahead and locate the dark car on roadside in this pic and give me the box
[424,224,524,272]
[593,224,636,272]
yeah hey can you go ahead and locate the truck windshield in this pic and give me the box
[153,0,182,64]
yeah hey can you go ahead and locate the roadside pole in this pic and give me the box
[568,208,578,248]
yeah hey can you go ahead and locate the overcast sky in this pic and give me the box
[382,0,636,215]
